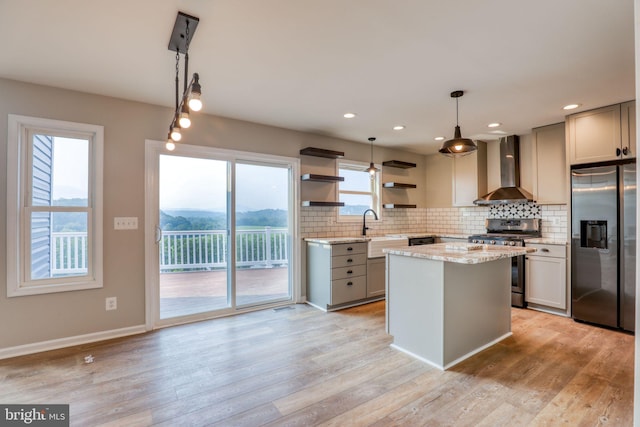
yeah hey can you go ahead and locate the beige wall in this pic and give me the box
[0,77,427,350]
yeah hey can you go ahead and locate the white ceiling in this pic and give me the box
[0,0,635,154]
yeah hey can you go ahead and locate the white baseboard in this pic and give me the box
[0,325,146,360]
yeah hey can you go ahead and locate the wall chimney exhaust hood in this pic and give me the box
[473,135,535,205]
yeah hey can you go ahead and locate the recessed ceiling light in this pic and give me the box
[563,104,580,110]
[434,136,445,141]
[487,122,501,128]
[393,125,405,131]
[343,112,357,118]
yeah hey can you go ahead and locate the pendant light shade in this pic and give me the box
[365,137,380,176]
[439,90,477,157]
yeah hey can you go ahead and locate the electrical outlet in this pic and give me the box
[114,217,138,230]
[105,297,117,311]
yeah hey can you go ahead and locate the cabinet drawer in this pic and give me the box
[331,243,367,257]
[526,243,566,258]
[331,276,367,305]
[331,264,367,280]
[332,253,367,268]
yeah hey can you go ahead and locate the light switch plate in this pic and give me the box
[114,217,138,230]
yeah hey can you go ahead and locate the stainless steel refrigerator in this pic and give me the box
[571,162,635,331]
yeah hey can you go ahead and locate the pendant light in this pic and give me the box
[439,90,477,157]
[365,137,380,176]
[166,12,204,151]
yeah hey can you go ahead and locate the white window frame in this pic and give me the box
[337,160,382,222]
[6,115,104,297]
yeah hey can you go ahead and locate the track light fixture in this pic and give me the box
[166,12,203,150]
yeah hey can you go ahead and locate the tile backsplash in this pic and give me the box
[489,203,541,219]
[300,202,567,240]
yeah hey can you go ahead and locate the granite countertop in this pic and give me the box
[383,242,534,264]
[305,237,369,244]
[433,233,471,239]
[526,237,567,245]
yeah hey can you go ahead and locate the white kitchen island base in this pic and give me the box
[386,253,512,370]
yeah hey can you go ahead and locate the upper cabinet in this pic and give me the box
[567,102,635,165]
[452,141,487,206]
[532,123,566,204]
[621,101,636,159]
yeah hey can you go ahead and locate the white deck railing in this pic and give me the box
[51,227,289,275]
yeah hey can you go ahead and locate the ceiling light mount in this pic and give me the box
[439,90,478,157]
[166,12,203,150]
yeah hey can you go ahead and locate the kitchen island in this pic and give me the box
[384,243,534,370]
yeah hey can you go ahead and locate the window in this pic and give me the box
[7,115,103,296]
[337,161,381,220]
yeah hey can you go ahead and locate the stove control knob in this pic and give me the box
[509,241,516,246]
[490,240,496,245]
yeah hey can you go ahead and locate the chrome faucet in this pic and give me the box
[362,208,378,236]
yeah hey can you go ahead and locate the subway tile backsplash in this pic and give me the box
[300,203,567,240]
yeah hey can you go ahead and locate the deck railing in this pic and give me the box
[51,227,289,275]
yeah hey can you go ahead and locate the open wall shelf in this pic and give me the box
[300,147,345,158]
[383,204,417,209]
[302,201,345,207]
[301,174,344,182]
[383,182,417,188]
[382,160,416,168]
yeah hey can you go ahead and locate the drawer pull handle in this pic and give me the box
[347,281,353,286]
[347,247,353,251]
[347,270,353,274]
[347,258,353,263]
[541,248,550,252]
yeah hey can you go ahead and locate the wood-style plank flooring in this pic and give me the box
[0,302,634,426]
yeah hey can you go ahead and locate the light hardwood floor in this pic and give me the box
[0,302,634,426]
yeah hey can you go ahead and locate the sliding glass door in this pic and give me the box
[158,154,230,319]
[147,141,298,326]
[235,162,291,307]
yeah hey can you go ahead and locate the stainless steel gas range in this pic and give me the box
[469,218,542,308]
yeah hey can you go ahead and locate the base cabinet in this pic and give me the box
[307,241,377,311]
[525,243,567,310]
[366,257,385,298]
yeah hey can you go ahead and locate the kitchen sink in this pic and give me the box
[367,236,408,258]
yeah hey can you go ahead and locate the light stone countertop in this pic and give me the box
[383,242,535,264]
[526,237,567,245]
[304,237,369,244]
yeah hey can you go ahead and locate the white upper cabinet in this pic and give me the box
[532,123,567,204]
[567,102,635,165]
[621,101,636,159]
[452,141,487,206]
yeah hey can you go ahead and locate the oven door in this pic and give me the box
[511,254,525,308]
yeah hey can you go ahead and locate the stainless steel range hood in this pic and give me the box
[473,135,535,205]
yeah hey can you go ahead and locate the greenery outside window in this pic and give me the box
[7,115,104,297]
[337,160,381,220]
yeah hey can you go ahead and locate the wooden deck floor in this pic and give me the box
[0,302,633,426]
[160,267,290,318]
